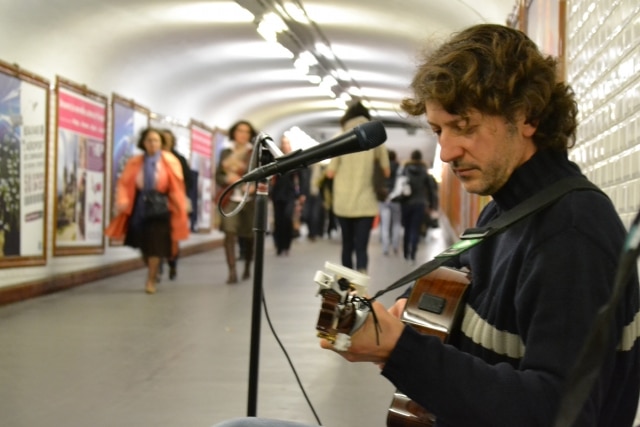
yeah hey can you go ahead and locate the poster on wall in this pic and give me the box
[54,77,107,256]
[0,61,49,268]
[110,94,149,245]
[190,121,213,232]
[527,0,560,57]
[211,129,227,230]
[526,0,566,79]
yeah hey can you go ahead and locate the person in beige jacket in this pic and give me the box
[326,102,390,273]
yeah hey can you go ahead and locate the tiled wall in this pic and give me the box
[566,0,640,229]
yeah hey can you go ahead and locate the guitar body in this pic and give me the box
[387,266,471,427]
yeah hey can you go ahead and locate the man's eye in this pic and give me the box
[455,125,475,135]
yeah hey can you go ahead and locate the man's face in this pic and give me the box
[425,101,537,196]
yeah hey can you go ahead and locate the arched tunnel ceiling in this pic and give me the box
[1,0,516,138]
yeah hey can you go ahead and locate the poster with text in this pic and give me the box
[190,123,213,231]
[0,62,49,267]
[54,80,107,255]
[110,96,148,245]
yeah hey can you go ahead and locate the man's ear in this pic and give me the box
[522,118,537,138]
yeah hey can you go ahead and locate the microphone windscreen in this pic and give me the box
[355,121,387,149]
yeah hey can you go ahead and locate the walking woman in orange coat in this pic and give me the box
[106,128,189,294]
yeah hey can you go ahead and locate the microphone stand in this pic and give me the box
[246,135,282,417]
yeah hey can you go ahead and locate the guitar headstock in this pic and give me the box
[314,262,371,351]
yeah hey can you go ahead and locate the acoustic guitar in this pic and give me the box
[315,266,470,427]
[386,266,470,427]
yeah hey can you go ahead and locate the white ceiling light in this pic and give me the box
[320,75,338,89]
[314,43,335,60]
[338,92,352,102]
[298,51,318,66]
[158,2,254,23]
[257,12,287,42]
[285,126,318,150]
[334,69,351,82]
[293,57,309,74]
[347,86,362,97]
[236,0,371,109]
[283,2,310,24]
[334,98,348,110]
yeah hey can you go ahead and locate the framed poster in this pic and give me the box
[190,121,213,232]
[109,94,149,245]
[0,60,49,268]
[526,0,566,80]
[53,77,107,256]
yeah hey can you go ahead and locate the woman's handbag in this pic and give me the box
[142,189,170,220]
[373,160,389,202]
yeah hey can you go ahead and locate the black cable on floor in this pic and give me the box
[261,291,323,426]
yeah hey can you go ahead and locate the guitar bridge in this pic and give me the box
[418,293,446,314]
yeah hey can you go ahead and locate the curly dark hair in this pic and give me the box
[136,127,166,152]
[401,24,577,151]
[228,120,258,142]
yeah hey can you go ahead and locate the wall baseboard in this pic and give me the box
[0,239,223,307]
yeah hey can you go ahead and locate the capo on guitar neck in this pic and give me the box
[314,262,375,351]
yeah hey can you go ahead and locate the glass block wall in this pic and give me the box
[566,0,640,229]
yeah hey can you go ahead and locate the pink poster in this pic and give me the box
[55,84,107,254]
[190,124,213,231]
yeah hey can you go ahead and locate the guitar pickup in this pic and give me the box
[418,293,446,314]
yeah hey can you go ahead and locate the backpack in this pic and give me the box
[406,168,424,198]
[389,167,412,202]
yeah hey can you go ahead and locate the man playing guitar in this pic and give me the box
[213,24,640,427]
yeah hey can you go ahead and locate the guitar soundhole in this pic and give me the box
[418,293,446,314]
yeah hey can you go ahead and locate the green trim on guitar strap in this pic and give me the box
[436,238,483,258]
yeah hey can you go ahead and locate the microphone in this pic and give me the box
[240,120,387,182]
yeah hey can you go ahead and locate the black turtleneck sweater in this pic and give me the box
[382,149,640,427]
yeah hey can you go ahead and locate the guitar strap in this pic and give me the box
[371,175,602,300]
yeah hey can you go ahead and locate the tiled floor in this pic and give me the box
[0,228,447,427]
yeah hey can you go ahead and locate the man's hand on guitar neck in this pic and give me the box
[320,300,405,366]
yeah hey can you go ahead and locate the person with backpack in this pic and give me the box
[378,150,403,256]
[400,149,434,264]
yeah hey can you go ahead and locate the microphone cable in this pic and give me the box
[261,290,323,425]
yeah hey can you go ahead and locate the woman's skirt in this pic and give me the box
[124,217,172,258]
